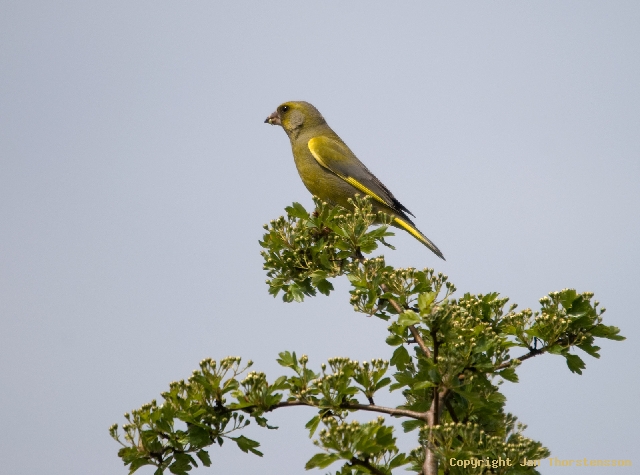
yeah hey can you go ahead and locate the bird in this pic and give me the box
[264,101,444,260]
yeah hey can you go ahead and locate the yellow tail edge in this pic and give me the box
[393,217,445,260]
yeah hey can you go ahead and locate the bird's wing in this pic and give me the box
[307,136,415,218]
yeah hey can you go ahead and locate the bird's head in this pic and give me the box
[264,101,326,138]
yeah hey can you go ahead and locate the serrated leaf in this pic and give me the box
[418,292,436,313]
[390,346,411,370]
[289,284,305,303]
[169,453,194,475]
[565,354,586,375]
[285,202,310,220]
[231,435,263,456]
[305,415,321,437]
[497,368,519,383]
[413,380,436,390]
[567,298,592,318]
[128,457,153,474]
[254,416,278,429]
[559,289,578,309]
[577,342,601,358]
[316,279,334,296]
[276,351,295,368]
[305,453,340,469]
[196,450,211,467]
[546,345,564,355]
[385,334,403,346]
[401,419,423,433]
[590,324,625,341]
[186,425,211,447]
[389,453,409,468]
[525,327,543,339]
[398,310,421,327]
[374,377,392,391]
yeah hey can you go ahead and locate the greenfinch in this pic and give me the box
[265,101,444,260]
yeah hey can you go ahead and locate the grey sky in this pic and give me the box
[1,2,638,474]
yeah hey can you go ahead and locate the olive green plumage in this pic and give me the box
[265,101,445,260]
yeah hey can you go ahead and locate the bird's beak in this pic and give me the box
[264,110,281,126]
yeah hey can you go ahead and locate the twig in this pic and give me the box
[443,395,458,424]
[408,325,432,359]
[267,400,428,421]
[456,347,547,381]
[344,403,428,421]
[423,389,448,475]
[494,347,545,371]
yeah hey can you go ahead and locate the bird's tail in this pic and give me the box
[393,217,445,260]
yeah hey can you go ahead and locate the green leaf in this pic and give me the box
[186,424,211,447]
[169,453,194,475]
[565,354,586,375]
[196,450,211,467]
[389,453,409,469]
[577,342,601,358]
[390,346,411,370]
[288,284,305,303]
[272,375,288,390]
[567,297,592,318]
[316,279,334,296]
[546,345,564,355]
[590,324,626,341]
[559,289,578,309]
[255,416,278,429]
[305,453,340,469]
[276,351,295,368]
[128,457,153,474]
[497,367,519,383]
[385,333,403,346]
[375,426,395,447]
[418,292,436,313]
[285,202,309,220]
[397,310,421,327]
[413,380,436,390]
[401,419,423,433]
[374,377,392,391]
[305,415,321,437]
[525,327,543,339]
[231,435,263,456]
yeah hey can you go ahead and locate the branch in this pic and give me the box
[268,400,310,411]
[423,392,446,475]
[455,347,548,381]
[267,400,429,421]
[344,403,429,421]
[408,325,432,359]
[443,394,458,424]
[423,327,446,475]
[495,347,545,371]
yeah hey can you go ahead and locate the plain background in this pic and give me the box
[1,2,638,474]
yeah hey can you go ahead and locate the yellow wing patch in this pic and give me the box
[342,176,389,207]
[307,137,389,208]
[307,137,331,169]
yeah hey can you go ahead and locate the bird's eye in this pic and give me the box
[281,105,289,112]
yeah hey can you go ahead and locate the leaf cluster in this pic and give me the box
[113,199,624,475]
[260,196,393,302]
